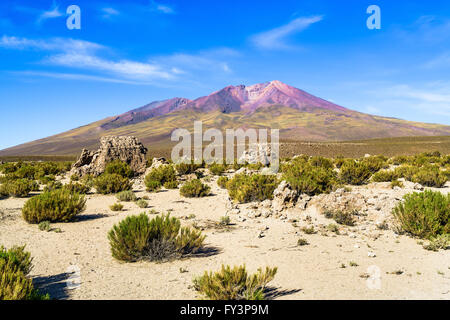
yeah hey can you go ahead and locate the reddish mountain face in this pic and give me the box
[101,80,350,130]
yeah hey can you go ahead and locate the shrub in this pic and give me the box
[135,199,148,208]
[392,190,449,239]
[22,189,86,224]
[108,213,205,262]
[372,170,398,182]
[309,156,333,169]
[39,175,55,185]
[144,165,177,192]
[333,210,356,226]
[283,161,335,196]
[38,221,51,232]
[423,234,450,251]
[389,155,409,165]
[217,176,229,189]
[94,173,132,194]
[163,180,179,189]
[175,162,202,175]
[70,174,79,182]
[0,245,32,275]
[226,174,278,203]
[209,163,226,176]
[390,179,404,189]
[193,265,278,300]
[297,238,309,246]
[43,181,63,192]
[219,215,231,226]
[394,165,419,181]
[116,190,137,202]
[105,160,134,178]
[180,179,211,198]
[110,203,124,211]
[412,166,447,188]
[63,182,90,194]
[0,179,34,197]
[339,160,371,185]
[361,156,388,174]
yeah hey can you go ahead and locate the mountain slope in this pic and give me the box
[1,81,450,156]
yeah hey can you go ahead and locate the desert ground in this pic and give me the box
[0,168,449,300]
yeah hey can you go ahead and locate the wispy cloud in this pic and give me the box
[423,52,450,69]
[101,7,120,19]
[150,0,175,14]
[250,15,323,50]
[37,1,63,24]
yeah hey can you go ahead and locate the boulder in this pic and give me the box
[70,136,148,177]
[239,144,272,166]
[272,180,299,212]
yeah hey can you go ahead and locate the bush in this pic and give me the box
[392,190,449,239]
[412,166,447,188]
[135,199,148,208]
[339,160,371,185]
[361,156,387,174]
[283,161,335,196]
[389,155,409,165]
[423,234,450,251]
[163,180,179,189]
[39,175,55,185]
[144,165,177,192]
[180,179,211,198]
[0,179,35,197]
[0,246,49,300]
[390,179,404,189]
[110,203,124,211]
[63,182,90,194]
[217,176,229,189]
[116,190,137,202]
[309,156,333,169]
[332,210,356,226]
[175,162,202,175]
[105,160,134,178]
[193,265,278,300]
[394,165,419,181]
[226,174,278,203]
[22,189,86,224]
[371,170,399,182]
[94,173,132,194]
[219,215,231,226]
[108,213,205,262]
[209,163,226,176]
[43,181,63,192]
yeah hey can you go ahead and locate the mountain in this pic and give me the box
[1,80,450,156]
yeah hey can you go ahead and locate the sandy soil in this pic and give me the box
[0,178,449,300]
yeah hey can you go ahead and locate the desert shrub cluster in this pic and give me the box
[193,265,277,300]
[0,245,49,300]
[175,162,203,175]
[208,163,226,176]
[339,160,372,185]
[108,213,205,262]
[22,189,86,223]
[105,160,134,178]
[116,190,137,202]
[227,174,278,203]
[180,179,211,198]
[0,179,36,197]
[94,173,132,194]
[144,165,178,192]
[217,176,229,189]
[393,190,449,239]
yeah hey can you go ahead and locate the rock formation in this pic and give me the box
[70,136,148,177]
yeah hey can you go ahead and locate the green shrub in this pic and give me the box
[38,175,55,185]
[0,246,32,275]
[412,166,447,188]
[163,180,179,189]
[144,165,177,192]
[423,234,450,251]
[63,182,90,194]
[110,203,124,211]
[193,265,278,300]
[94,173,132,194]
[226,174,278,203]
[283,161,335,195]
[70,174,79,181]
[361,156,388,174]
[372,170,399,182]
[217,176,229,189]
[389,155,409,165]
[108,213,205,262]
[116,190,137,202]
[43,181,63,192]
[22,189,86,224]
[394,165,419,181]
[0,179,35,197]
[219,215,231,226]
[180,179,211,198]
[392,190,449,239]
[209,163,226,176]
[339,160,371,185]
[175,162,202,175]
[38,221,51,232]
[309,156,333,169]
[332,210,356,226]
[135,199,148,208]
[390,179,404,189]
[105,160,134,178]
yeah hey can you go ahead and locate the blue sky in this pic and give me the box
[1,0,450,150]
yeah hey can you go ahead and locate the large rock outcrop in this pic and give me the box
[70,136,148,177]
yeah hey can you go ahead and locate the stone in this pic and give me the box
[70,136,148,177]
[239,143,272,166]
[272,181,299,212]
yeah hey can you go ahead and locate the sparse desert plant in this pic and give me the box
[163,180,179,189]
[180,179,211,198]
[297,238,309,246]
[70,174,79,182]
[38,175,55,185]
[392,190,449,239]
[22,189,86,224]
[333,210,356,226]
[209,163,226,176]
[94,173,132,194]
[105,160,134,178]
[175,162,202,175]
[339,160,371,185]
[43,180,63,192]
[309,156,334,169]
[0,245,33,275]
[63,182,90,194]
[144,165,177,192]
[361,155,388,174]
[135,199,148,208]
[390,179,404,189]
[422,234,450,251]
[116,190,137,202]
[0,179,34,198]
[226,174,278,203]
[389,155,409,165]
[193,265,278,300]
[38,221,51,232]
[110,203,124,211]
[327,223,340,234]
[108,213,205,262]
[283,161,335,196]
[302,226,316,234]
[217,176,229,189]
[219,215,231,226]
[394,165,419,181]
[372,170,399,182]
[412,166,447,188]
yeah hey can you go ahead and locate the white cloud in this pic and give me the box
[101,7,120,19]
[150,1,175,14]
[0,35,103,52]
[37,2,63,24]
[250,16,323,50]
